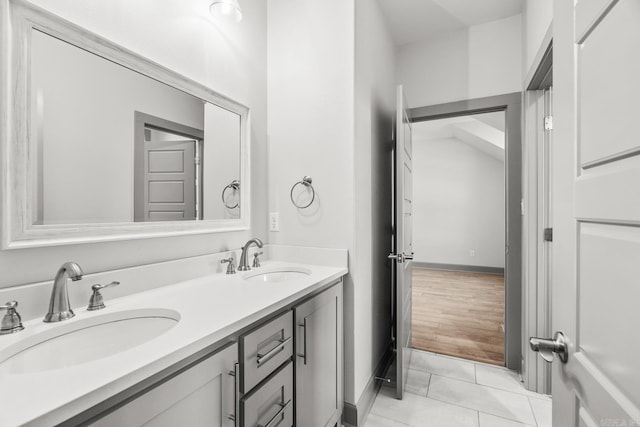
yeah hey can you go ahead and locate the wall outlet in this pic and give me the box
[469,249,476,257]
[269,212,280,232]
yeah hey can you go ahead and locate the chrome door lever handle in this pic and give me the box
[388,253,404,262]
[530,331,568,363]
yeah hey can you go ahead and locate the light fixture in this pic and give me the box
[209,0,243,22]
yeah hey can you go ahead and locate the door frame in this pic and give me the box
[408,92,522,371]
[522,27,553,394]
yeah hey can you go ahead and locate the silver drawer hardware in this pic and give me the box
[228,362,239,422]
[258,399,292,427]
[1,301,24,335]
[530,331,568,363]
[87,281,120,311]
[257,336,292,366]
[221,257,236,275]
[297,318,307,365]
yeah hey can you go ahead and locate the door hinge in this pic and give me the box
[544,115,553,131]
[195,155,201,166]
[544,227,553,242]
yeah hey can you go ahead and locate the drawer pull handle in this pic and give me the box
[297,318,307,365]
[258,399,292,427]
[257,337,292,366]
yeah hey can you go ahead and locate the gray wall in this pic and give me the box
[354,0,395,406]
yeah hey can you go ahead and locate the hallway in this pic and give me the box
[412,268,505,365]
[365,350,551,427]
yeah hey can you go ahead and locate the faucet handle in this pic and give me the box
[221,257,236,275]
[1,301,25,335]
[87,281,120,311]
[252,251,263,268]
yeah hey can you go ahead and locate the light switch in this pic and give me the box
[269,212,280,232]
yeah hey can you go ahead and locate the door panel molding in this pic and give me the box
[553,0,640,424]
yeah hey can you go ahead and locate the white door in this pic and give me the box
[549,0,640,425]
[391,85,413,399]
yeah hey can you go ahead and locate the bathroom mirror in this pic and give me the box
[1,0,251,248]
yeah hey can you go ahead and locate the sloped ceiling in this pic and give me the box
[376,0,524,46]
[412,112,505,161]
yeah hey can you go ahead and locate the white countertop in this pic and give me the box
[0,261,347,427]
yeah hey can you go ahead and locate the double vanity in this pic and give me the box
[0,2,347,425]
[0,249,346,426]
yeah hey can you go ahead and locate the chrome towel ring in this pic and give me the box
[222,180,240,209]
[290,176,315,209]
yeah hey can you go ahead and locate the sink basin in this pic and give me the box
[0,308,179,374]
[243,267,311,283]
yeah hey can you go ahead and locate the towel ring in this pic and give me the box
[222,180,240,209]
[290,176,315,209]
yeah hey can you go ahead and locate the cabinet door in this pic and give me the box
[295,282,343,427]
[91,343,238,427]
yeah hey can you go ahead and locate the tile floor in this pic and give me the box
[364,349,552,427]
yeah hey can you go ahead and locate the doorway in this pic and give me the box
[411,111,506,366]
[408,93,522,371]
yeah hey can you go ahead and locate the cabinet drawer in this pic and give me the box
[241,311,293,392]
[241,361,293,427]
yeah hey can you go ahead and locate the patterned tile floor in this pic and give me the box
[364,349,551,427]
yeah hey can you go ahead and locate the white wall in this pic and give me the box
[0,0,267,288]
[267,0,357,401]
[267,0,395,406]
[413,136,505,268]
[203,104,241,220]
[353,0,396,405]
[397,14,523,108]
[267,0,354,250]
[524,0,552,77]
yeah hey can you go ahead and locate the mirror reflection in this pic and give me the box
[30,29,241,225]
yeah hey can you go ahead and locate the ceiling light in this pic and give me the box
[209,0,243,23]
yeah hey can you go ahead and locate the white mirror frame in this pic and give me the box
[0,0,251,249]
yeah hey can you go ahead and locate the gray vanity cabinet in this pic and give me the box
[294,281,343,427]
[90,343,238,427]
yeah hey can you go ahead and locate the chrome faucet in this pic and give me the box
[1,301,24,335]
[238,238,263,271]
[44,262,84,323]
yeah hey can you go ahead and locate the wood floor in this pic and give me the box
[411,268,505,366]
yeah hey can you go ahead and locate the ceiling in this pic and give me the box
[412,111,506,161]
[377,0,524,46]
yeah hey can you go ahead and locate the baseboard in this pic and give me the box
[342,343,394,427]
[413,261,504,275]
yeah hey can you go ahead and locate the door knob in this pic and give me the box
[529,331,568,363]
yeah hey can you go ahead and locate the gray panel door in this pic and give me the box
[393,85,413,399]
[143,139,196,221]
[552,0,640,425]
